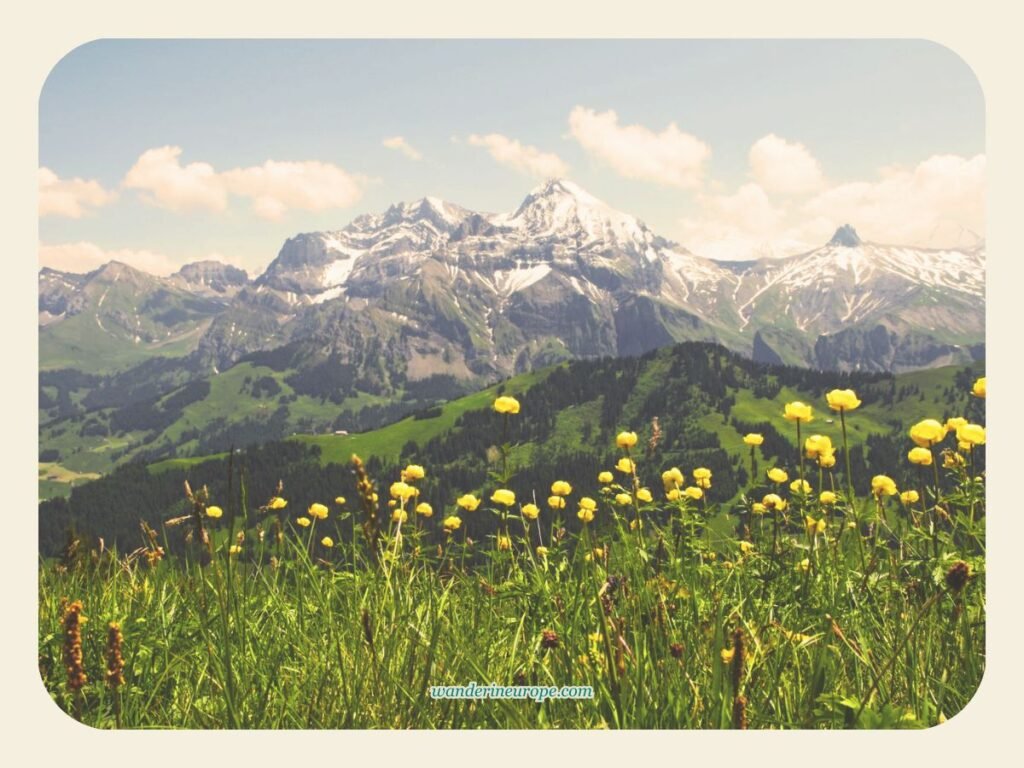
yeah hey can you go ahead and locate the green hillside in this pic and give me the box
[40,342,984,556]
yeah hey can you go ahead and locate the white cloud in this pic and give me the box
[39,241,181,276]
[467,133,569,178]
[382,136,423,161]
[801,154,986,248]
[567,106,710,189]
[680,150,985,260]
[123,146,227,212]
[122,146,367,219]
[679,183,799,260]
[220,160,365,221]
[38,167,116,218]
[748,134,823,195]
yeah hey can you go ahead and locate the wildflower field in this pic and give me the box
[38,378,986,729]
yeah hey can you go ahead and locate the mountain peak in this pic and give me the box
[508,177,644,239]
[829,224,862,247]
[527,178,602,205]
[174,261,249,294]
[380,195,468,230]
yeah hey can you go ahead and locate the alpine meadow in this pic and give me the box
[37,39,986,730]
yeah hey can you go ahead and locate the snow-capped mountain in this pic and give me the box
[41,179,985,380]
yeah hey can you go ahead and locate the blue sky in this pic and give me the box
[39,39,985,274]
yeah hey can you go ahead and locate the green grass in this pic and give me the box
[38,433,986,729]
[298,367,552,465]
[39,311,208,374]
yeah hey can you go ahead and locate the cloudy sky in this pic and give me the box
[39,39,985,275]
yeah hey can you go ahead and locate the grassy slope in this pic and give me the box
[69,358,980,494]
[288,362,977,477]
[41,362,393,489]
[295,368,551,465]
[39,317,206,373]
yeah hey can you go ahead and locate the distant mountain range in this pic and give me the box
[41,178,985,380]
[38,179,985,488]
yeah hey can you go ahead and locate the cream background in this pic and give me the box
[3,1,1021,762]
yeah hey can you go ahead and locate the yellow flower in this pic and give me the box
[228,544,242,555]
[615,492,633,506]
[415,502,433,518]
[636,488,653,503]
[308,503,329,520]
[630,518,643,531]
[550,480,573,496]
[320,536,334,548]
[900,490,920,505]
[693,467,712,482]
[548,495,566,510]
[403,464,425,481]
[871,475,898,497]
[334,496,346,506]
[535,546,549,557]
[804,434,833,459]
[496,535,512,551]
[818,451,837,469]
[972,376,986,399]
[819,491,837,505]
[806,515,826,535]
[763,493,786,511]
[767,467,789,484]
[457,494,481,512]
[826,389,861,412]
[751,502,767,515]
[662,467,684,489]
[684,486,703,500]
[579,497,598,512]
[783,401,813,423]
[956,423,986,446]
[205,505,223,519]
[491,489,516,507]
[577,506,596,524]
[296,516,311,528]
[721,648,735,664]
[390,481,416,501]
[910,419,948,448]
[616,457,636,474]
[739,541,755,554]
[790,479,812,494]
[442,515,462,532]
[796,558,810,573]
[598,471,614,484]
[666,488,681,501]
[522,503,540,520]
[945,417,968,432]
[268,497,288,510]
[908,447,933,466]
[392,508,408,524]
[616,431,638,449]
[743,433,764,446]
[493,395,521,414]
